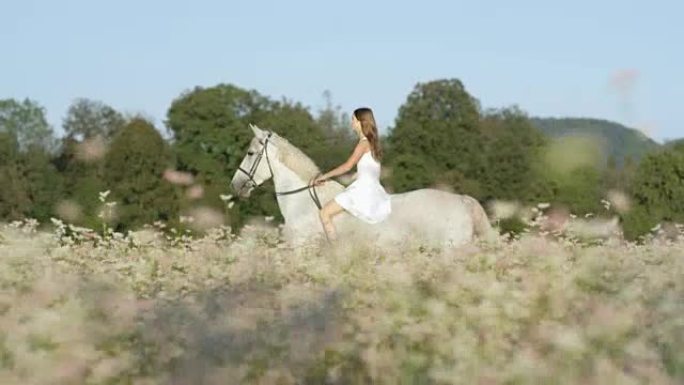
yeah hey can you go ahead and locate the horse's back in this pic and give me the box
[338,188,477,247]
[389,188,473,216]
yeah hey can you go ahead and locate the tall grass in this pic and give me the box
[0,215,682,384]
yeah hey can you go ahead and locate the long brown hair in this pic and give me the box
[353,107,383,161]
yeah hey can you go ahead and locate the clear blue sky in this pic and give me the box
[3,0,682,142]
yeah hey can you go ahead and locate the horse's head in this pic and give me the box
[230,124,278,198]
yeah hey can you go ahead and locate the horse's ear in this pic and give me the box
[249,123,264,139]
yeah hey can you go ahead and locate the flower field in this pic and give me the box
[0,218,682,384]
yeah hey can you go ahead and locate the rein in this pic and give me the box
[236,132,324,210]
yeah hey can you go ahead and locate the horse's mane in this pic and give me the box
[271,134,321,180]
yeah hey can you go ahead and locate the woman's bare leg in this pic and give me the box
[319,200,345,243]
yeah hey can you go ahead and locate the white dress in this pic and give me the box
[334,149,392,224]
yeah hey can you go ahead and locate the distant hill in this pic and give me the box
[665,138,684,152]
[530,117,661,166]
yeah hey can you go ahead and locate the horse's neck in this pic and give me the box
[272,161,306,193]
[271,157,319,223]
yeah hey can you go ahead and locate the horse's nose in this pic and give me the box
[233,180,254,199]
[238,187,252,198]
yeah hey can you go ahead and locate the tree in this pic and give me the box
[166,84,333,229]
[385,79,486,197]
[623,147,684,239]
[19,145,63,222]
[104,118,180,230]
[632,148,684,219]
[0,132,61,223]
[317,90,352,139]
[530,117,660,166]
[51,99,125,227]
[315,90,355,171]
[665,138,684,153]
[385,153,435,192]
[479,107,547,202]
[261,99,328,157]
[51,136,108,228]
[0,132,30,220]
[62,98,126,140]
[602,153,638,193]
[530,134,605,214]
[167,84,271,208]
[538,165,604,215]
[0,98,55,152]
[245,98,333,226]
[621,204,658,242]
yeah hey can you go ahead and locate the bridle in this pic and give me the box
[236,131,324,210]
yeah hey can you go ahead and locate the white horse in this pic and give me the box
[230,124,495,249]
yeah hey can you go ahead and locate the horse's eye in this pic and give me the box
[247,151,255,156]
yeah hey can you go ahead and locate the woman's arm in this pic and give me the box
[317,141,370,182]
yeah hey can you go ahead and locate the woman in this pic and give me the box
[313,107,392,242]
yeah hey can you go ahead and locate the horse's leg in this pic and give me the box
[281,223,311,249]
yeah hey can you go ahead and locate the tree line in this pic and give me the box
[1,79,682,240]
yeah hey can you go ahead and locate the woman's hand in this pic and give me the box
[312,175,328,186]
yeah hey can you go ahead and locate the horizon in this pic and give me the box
[3,0,682,143]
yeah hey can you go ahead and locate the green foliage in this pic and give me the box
[166,84,338,229]
[0,132,62,222]
[167,84,272,213]
[0,80,681,241]
[168,84,269,168]
[632,149,684,220]
[665,138,684,154]
[620,204,658,242]
[628,147,684,222]
[480,107,547,202]
[104,118,180,230]
[62,98,126,140]
[0,99,62,224]
[260,99,329,164]
[535,164,605,215]
[386,153,435,192]
[52,137,107,228]
[0,131,19,163]
[314,90,355,171]
[385,82,552,207]
[603,154,636,192]
[528,133,606,214]
[18,145,63,222]
[497,216,528,235]
[531,117,660,166]
[0,98,55,152]
[541,135,604,176]
[386,79,485,195]
[48,100,127,228]
[616,145,684,241]
[0,132,30,220]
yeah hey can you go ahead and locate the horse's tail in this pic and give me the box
[464,196,498,244]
